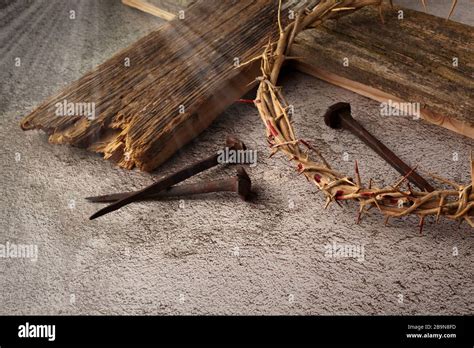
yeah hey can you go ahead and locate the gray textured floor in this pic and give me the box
[0,0,472,315]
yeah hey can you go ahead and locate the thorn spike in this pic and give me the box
[354,160,362,187]
[419,216,425,234]
[447,0,457,20]
[470,150,474,188]
[421,0,428,12]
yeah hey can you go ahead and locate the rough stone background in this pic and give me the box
[0,0,472,315]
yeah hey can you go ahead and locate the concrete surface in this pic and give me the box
[0,0,472,315]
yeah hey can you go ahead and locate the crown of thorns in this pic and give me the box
[241,0,472,231]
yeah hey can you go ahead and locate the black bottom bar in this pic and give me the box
[0,315,472,346]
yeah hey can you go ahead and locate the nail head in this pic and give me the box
[324,102,351,129]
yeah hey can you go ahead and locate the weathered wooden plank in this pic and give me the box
[20,0,281,171]
[291,6,474,138]
[21,1,473,173]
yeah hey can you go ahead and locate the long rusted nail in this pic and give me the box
[87,167,252,203]
[89,135,246,220]
[324,102,434,192]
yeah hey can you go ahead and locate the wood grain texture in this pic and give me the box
[291,5,474,138]
[20,0,280,171]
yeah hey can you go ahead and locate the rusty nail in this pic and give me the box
[89,135,247,220]
[324,102,434,192]
[87,167,252,203]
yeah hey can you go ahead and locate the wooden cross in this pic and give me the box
[20,0,473,172]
